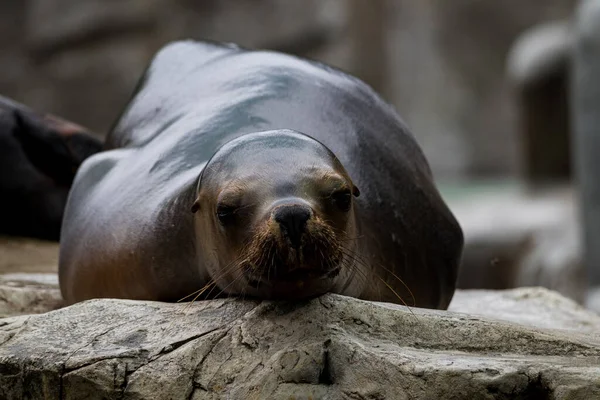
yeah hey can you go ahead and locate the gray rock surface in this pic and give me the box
[452,185,585,303]
[449,287,600,333]
[1,288,599,399]
[0,237,62,318]
[0,273,62,318]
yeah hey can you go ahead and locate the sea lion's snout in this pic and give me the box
[235,198,345,298]
[272,203,313,249]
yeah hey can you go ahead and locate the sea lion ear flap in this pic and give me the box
[352,185,360,197]
[190,199,200,213]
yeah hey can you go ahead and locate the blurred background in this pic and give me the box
[4,0,600,315]
[0,0,579,179]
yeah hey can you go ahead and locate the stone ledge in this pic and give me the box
[0,273,62,318]
[1,289,599,399]
[450,186,585,303]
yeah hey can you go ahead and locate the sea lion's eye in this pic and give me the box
[216,204,237,224]
[332,190,352,212]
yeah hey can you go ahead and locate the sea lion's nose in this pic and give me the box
[273,204,312,248]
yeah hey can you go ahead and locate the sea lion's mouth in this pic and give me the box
[233,213,349,297]
[245,265,341,288]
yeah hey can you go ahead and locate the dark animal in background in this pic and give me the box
[0,96,103,241]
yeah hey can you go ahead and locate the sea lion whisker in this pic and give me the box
[339,247,414,314]
[200,253,250,299]
[177,280,216,303]
[339,257,367,282]
[335,249,371,282]
[337,246,392,303]
[179,250,248,306]
[377,276,418,320]
[267,254,272,284]
[182,281,218,313]
[337,243,414,305]
[337,256,382,300]
[165,280,218,332]
[266,241,276,283]
[208,257,245,285]
[211,267,249,299]
[373,262,416,307]
[339,243,415,307]
[341,235,365,241]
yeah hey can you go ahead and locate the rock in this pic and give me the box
[0,273,62,318]
[573,0,600,287]
[452,185,586,303]
[0,237,62,317]
[449,287,600,333]
[516,213,583,301]
[1,289,599,399]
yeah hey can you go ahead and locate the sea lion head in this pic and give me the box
[191,129,362,300]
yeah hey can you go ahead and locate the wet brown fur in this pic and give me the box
[240,215,345,283]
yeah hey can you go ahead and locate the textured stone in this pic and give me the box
[453,186,585,303]
[1,289,599,399]
[449,287,600,334]
[0,236,62,318]
[0,273,62,318]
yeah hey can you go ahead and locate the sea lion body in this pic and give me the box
[0,96,102,241]
[59,40,463,309]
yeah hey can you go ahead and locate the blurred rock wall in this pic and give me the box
[0,0,577,179]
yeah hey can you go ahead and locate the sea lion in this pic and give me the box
[0,95,102,241]
[59,40,463,309]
